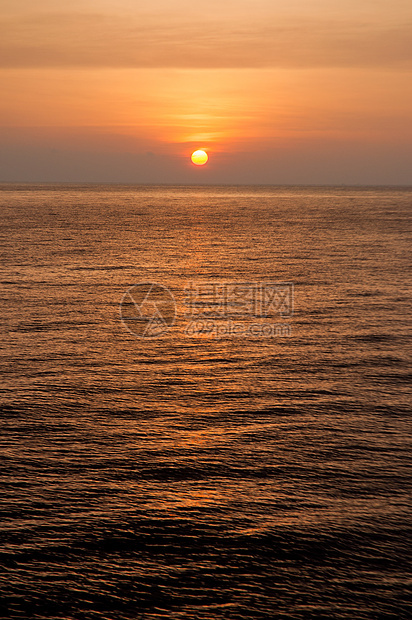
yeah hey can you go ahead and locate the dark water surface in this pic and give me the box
[0,185,411,619]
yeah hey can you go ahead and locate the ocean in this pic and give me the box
[0,184,411,619]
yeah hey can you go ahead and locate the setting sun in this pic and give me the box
[191,150,209,166]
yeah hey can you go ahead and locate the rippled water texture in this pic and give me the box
[0,185,411,619]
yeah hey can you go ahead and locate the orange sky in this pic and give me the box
[1,0,411,183]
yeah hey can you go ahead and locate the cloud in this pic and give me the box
[0,12,411,69]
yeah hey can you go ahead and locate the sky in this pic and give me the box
[1,0,411,184]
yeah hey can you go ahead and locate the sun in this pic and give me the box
[191,150,209,166]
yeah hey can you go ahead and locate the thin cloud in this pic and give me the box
[0,13,411,69]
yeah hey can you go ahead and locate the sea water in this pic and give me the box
[0,184,411,619]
